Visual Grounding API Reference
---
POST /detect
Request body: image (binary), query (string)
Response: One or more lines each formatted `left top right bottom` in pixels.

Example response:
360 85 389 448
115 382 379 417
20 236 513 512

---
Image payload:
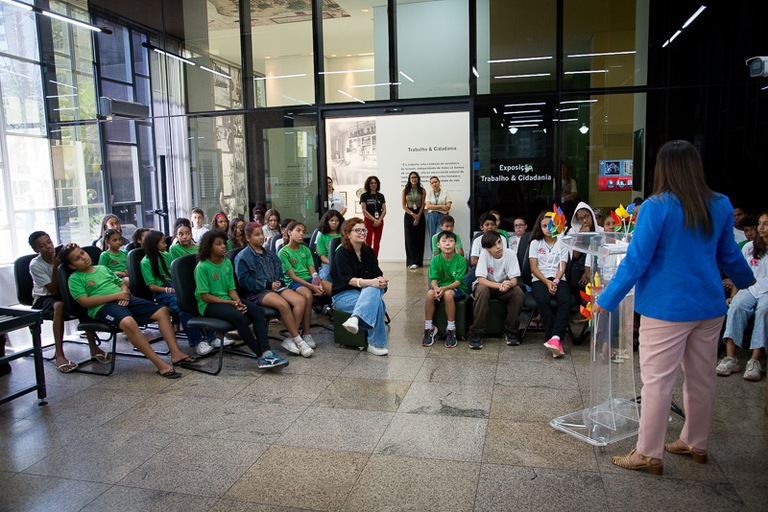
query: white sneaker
342 315 359 334
210 337 234 348
280 337 301 355
195 341 214 356
297 340 314 358
366 344 389 356
408 264 418 271
716 356 740 376
743 359 762 381
303 333 317 349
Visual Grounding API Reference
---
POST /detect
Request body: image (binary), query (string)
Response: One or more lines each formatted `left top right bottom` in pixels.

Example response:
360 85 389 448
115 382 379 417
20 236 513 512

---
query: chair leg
177 330 227 376
71 331 118 376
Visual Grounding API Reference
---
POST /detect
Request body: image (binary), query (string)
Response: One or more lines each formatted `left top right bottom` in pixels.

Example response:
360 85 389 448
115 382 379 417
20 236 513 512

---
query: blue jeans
319 262 331 281
427 212 444 241
723 289 768 350
333 287 388 348
155 292 207 347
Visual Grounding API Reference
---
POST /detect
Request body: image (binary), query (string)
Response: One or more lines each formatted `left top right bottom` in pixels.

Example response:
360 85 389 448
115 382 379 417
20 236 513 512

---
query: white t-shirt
509 234 522 254
528 238 569 281
470 236 484 260
328 190 346 213
29 254 54 299
476 247 520 283
742 241 768 299
191 226 209 243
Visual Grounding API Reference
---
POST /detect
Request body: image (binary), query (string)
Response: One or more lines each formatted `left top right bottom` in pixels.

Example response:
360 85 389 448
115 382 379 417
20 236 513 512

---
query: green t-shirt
279 244 315 285
98 249 127 273
68 265 124 318
431 232 463 253
316 232 341 259
194 258 236 315
429 251 468 294
140 252 173 288
170 243 198 260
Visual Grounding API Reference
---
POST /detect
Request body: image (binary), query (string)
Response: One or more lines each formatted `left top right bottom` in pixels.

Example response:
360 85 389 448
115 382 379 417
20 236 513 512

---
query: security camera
746 56 768 77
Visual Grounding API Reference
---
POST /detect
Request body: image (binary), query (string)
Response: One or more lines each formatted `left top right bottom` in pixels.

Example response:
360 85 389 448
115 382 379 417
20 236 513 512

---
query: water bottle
311 272 320 286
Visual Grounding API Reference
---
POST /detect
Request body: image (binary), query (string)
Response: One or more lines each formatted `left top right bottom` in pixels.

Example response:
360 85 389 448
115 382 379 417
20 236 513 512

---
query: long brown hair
652 140 714 236
753 212 768 260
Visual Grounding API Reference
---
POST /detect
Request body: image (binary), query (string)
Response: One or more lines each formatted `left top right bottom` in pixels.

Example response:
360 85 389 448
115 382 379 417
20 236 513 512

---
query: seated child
170 218 198 260
278 221 322 351
421 231 468 348
98 228 129 279
468 230 524 349
738 214 758 249
235 222 313 357
228 217 246 250
509 217 527 254
27 231 104 373
262 208 282 245
470 212 499 266
195 230 289 369
125 228 148 252
94 214 128 248
431 215 464 257
190 207 209 243
141 230 228 356
58 243 195 378
316 210 343 295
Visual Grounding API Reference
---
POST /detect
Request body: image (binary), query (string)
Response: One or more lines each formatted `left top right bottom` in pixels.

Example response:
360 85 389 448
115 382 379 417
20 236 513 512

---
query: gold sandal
612 448 663 475
664 439 707 464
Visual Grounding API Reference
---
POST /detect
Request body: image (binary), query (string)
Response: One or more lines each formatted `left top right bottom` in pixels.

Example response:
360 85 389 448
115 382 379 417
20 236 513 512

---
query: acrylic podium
550 231 639 446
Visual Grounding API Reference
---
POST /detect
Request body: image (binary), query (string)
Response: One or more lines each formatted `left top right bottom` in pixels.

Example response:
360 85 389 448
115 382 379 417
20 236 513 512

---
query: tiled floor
1 262 766 511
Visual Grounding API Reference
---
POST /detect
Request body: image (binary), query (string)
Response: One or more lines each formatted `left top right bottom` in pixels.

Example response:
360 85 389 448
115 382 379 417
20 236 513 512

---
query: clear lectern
550 232 639 446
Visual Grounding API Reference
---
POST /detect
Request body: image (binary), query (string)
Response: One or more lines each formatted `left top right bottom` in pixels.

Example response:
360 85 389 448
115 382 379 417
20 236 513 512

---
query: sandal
664 439 707 464
611 448 663 475
56 360 78 373
172 356 199 366
92 353 112 364
157 368 182 379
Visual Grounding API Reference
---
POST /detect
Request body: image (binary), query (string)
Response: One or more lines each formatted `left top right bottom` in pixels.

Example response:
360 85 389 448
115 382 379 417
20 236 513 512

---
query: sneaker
505 330 520 346
445 329 458 348
421 326 438 347
257 350 289 370
303 334 317 349
469 333 483 350
716 356 740 376
210 337 234 348
743 359 762 381
366 344 389 356
195 341 214 356
342 315 359 334
544 337 565 358
281 337 301 355
408 264 419 270
297 340 314 357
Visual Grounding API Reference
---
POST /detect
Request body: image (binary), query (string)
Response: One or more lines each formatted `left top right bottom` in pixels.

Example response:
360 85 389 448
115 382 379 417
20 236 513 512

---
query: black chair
13 254 90 360
170 254 234 375
308 228 322 269
56 263 118 376
126 248 153 301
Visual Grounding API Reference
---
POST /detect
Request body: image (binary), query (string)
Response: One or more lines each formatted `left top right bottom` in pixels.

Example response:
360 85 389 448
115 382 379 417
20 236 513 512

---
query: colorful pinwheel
580 282 592 319
611 203 637 234
545 203 568 237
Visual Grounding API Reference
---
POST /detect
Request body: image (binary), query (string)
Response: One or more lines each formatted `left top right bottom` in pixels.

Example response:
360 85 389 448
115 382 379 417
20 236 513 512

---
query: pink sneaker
544 337 565 358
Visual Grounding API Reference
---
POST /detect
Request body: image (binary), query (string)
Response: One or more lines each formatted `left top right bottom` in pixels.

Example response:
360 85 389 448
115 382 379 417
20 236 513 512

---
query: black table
0 307 47 406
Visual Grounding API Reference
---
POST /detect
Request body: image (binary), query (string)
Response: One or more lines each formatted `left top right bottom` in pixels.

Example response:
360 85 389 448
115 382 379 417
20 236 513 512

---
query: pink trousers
636 315 724 459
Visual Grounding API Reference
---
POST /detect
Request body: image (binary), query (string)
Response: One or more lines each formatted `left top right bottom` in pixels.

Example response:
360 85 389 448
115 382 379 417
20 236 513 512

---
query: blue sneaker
257 350 289 370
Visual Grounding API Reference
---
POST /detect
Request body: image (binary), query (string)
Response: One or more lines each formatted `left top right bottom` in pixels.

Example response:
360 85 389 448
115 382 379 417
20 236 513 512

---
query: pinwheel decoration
580 282 592 319
545 203 568 238
609 202 637 234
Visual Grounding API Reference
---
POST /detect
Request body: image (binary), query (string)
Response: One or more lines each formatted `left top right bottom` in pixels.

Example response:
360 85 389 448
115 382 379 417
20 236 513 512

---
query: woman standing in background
360 176 386 256
425 176 452 240
402 171 426 269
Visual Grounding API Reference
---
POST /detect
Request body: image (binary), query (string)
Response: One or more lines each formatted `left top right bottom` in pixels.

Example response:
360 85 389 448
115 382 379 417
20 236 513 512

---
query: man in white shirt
468 231 524 349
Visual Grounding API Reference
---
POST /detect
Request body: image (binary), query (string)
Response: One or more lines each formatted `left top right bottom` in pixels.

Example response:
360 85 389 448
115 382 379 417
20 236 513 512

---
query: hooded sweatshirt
568 201 604 235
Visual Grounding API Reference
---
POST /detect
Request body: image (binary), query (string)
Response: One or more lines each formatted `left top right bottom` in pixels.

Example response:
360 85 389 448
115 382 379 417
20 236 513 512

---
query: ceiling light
472 66 479 78
669 30 682 43
255 73 307 80
564 69 608 75
560 99 598 104
199 65 231 80
509 127 518 134
504 102 546 107
554 118 578 122
399 71 415 82
152 48 195 66
508 119 543 124
492 107 498 114
489 56 552 64
502 109 540 115
349 82 400 88
41 10 108 33
566 51 636 58
556 107 578 112
510 124 538 128
579 124 589 134
682 5 707 28
494 73 551 79
319 69 374 75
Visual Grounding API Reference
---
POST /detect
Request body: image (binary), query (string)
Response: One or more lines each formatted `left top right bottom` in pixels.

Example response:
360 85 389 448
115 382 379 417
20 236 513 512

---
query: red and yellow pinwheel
545 203 568 237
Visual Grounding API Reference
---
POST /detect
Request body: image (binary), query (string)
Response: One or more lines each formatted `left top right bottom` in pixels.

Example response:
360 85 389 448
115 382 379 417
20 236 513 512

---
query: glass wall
396 0 469 99
322 0 388 104
477 0 557 95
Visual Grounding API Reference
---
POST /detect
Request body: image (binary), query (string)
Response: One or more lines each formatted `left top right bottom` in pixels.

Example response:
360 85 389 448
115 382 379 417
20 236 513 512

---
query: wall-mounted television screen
598 159 633 191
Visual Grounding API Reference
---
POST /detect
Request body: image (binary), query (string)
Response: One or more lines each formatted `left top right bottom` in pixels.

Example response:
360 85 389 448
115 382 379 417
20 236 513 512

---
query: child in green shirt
421 231 468 349
170 219 199 260
195 230 291 368
98 228 128 279
59 243 194 378
278 221 324 350
315 210 343 295
430 215 464 257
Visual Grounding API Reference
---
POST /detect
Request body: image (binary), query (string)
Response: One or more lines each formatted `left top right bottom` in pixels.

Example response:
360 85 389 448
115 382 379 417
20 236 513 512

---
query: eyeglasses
352 228 368 234
513 224 526 228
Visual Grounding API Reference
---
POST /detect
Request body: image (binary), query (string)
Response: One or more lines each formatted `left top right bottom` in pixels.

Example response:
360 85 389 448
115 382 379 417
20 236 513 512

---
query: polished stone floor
1 262 766 511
